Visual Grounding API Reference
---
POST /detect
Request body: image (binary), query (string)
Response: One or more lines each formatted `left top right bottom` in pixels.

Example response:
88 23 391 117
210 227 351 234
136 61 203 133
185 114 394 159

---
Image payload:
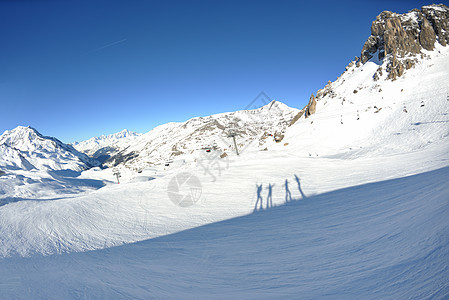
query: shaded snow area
0 45 448 298
1 167 448 299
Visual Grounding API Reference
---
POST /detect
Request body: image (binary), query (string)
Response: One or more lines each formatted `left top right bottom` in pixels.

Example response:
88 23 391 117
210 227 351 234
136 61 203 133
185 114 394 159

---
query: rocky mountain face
0 126 98 171
87 101 299 170
361 4 449 80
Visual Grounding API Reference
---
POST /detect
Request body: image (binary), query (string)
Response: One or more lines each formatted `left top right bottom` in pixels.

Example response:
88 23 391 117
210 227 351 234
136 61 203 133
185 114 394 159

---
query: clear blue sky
0 0 442 143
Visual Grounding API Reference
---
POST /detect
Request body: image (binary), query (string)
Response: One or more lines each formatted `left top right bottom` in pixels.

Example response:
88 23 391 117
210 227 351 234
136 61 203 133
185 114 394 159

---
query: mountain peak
6 125 40 134
1 125 45 145
0 126 98 171
359 3 449 80
114 129 140 138
72 129 142 157
255 100 293 113
422 3 449 11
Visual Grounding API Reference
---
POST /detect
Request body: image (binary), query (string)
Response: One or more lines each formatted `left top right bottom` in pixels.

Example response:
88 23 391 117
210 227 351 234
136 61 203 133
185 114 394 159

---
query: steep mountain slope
283 5 449 159
283 46 449 158
0 144 35 171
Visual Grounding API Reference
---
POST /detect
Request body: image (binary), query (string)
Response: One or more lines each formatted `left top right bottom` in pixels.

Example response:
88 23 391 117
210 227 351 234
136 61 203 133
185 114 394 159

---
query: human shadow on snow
254 174 307 212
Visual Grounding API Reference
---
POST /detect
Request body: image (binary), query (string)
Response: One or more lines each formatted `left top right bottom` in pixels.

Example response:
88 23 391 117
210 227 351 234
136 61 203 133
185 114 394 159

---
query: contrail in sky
91 38 127 53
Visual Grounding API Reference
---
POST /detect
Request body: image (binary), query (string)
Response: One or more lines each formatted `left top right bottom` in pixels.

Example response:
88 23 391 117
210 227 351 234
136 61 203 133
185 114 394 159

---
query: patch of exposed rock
316 80 337 100
289 94 318 126
288 108 306 126
305 94 317 118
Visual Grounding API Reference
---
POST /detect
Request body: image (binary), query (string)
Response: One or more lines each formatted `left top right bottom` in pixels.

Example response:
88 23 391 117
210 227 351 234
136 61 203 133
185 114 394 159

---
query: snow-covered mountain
0 126 98 172
76 100 299 170
72 129 141 161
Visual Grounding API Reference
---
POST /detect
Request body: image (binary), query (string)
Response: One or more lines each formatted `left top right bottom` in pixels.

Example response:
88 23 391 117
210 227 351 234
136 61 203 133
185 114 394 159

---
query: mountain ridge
80 100 300 169
0 126 98 172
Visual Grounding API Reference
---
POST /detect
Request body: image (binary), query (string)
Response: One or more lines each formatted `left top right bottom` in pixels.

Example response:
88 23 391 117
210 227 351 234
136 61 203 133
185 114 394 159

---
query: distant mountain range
72 129 142 164
71 100 299 170
1 4 448 174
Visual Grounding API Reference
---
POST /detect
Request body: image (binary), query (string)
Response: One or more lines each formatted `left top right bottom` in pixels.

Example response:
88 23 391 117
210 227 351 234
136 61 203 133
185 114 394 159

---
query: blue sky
0 0 443 143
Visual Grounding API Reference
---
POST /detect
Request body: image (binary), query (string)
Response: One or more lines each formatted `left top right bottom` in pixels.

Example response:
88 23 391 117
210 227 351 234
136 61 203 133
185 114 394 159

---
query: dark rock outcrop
106 151 139 167
422 5 449 46
316 80 336 99
288 108 306 126
420 17 437 50
305 94 317 118
360 4 448 80
289 94 317 126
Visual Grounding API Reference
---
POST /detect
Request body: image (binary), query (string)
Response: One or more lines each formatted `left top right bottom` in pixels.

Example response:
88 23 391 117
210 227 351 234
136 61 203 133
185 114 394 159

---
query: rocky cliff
361 4 449 80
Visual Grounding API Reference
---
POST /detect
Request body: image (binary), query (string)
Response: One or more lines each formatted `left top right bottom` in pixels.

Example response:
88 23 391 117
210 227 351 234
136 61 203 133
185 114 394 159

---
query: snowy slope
282 43 449 159
0 166 448 298
0 126 102 205
0 144 35 171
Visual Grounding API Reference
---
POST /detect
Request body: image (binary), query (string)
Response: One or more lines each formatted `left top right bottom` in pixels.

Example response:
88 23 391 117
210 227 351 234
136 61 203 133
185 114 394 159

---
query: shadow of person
284 179 292 203
267 183 274 209
254 184 263 212
294 175 307 200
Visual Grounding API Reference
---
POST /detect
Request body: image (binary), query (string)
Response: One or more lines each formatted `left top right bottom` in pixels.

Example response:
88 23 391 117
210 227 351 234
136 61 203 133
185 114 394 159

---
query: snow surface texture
0 167 448 299
0 42 448 298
